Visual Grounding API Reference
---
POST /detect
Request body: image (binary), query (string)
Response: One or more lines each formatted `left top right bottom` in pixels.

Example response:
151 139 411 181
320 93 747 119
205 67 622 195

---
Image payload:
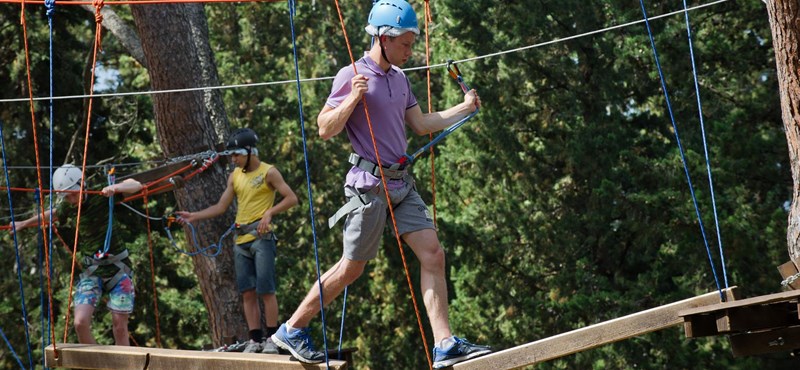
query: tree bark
766 1 800 268
130 3 245 346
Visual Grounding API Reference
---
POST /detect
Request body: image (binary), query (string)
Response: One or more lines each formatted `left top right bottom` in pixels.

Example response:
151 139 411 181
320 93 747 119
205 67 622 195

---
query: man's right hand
350 74 369 101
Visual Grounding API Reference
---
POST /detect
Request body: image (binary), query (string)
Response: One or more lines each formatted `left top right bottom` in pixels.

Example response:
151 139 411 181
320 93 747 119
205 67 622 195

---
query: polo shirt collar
360 52 395 77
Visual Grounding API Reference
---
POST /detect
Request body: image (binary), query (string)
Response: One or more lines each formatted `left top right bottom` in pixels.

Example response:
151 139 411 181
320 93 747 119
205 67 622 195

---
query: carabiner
446 59 469 94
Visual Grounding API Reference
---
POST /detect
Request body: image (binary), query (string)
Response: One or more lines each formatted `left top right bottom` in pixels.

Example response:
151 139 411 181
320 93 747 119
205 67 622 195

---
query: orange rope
0 0 286 4
332 1 432 368
0 186 104 195
424 0 437 226
19 0 58 352
141 191 163 347
64 0 105 343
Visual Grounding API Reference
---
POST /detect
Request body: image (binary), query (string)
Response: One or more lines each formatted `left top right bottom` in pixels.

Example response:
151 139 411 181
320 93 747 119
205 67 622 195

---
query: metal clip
768 336 785 347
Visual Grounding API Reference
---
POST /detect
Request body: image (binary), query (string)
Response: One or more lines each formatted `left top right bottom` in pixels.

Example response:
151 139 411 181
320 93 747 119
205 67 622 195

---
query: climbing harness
80 249 133 292
328 153 412 228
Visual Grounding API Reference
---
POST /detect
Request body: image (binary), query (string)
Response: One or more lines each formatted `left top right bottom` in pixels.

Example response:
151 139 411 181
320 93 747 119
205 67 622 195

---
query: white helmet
53 164 82 193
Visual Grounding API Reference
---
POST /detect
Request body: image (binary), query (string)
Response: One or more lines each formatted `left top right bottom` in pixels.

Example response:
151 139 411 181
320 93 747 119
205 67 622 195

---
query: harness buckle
94 251 108 260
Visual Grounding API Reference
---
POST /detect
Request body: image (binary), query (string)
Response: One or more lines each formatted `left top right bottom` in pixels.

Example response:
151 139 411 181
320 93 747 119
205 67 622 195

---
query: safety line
423 0 438 226
44 0 57 361
0 0 729 104
18 1 45 366
0 119 34 370
681 0 728 288
141 192 164 347
288 0 330 366
639 0 724 300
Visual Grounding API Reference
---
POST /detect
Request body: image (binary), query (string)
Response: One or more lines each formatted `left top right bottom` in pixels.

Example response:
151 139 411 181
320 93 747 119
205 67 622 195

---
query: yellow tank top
232 162 275 244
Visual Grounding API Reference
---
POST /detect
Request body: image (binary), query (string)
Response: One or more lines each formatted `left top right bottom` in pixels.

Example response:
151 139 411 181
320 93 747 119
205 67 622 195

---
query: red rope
0 0 287 4
19 0 58 353
64 0 105 343
332 1 432 368
141 192 163 347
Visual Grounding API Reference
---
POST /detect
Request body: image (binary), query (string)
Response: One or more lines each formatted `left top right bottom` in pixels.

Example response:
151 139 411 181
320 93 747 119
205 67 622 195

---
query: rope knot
93 0 104 23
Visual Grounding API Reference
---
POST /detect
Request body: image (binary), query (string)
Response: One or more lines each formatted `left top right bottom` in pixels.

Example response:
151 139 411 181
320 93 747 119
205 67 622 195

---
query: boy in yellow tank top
176 128 298 354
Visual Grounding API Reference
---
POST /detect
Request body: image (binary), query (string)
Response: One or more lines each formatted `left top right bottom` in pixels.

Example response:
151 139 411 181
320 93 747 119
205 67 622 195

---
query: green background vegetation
0 1 794 369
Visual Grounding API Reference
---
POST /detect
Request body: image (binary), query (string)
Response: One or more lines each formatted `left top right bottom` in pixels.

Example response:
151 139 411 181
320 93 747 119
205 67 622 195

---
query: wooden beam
451 288 735 370
729 326 800 357
45 343 348 370
678 289 800 317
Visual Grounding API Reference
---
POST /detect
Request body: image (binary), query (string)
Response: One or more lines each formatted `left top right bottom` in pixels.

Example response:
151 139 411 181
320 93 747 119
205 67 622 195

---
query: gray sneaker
261 337 279 354
243 340 263 353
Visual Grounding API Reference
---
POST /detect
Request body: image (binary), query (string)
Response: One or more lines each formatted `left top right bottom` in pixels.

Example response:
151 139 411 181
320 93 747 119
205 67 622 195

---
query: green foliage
0 0 795 369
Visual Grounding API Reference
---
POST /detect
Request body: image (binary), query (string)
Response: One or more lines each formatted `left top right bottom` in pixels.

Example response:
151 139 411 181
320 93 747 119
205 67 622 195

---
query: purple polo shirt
326 54 418 191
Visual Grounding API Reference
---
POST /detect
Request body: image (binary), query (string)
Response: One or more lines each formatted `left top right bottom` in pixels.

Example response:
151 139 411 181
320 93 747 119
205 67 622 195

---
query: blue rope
163 219 233 257
288 0 330 366
45 1 56 367
638 0 724 300
0 120 34 369
681 0 728 289
100 166 115 257
337 286 349 360
0 326 26 370
400 65 478 166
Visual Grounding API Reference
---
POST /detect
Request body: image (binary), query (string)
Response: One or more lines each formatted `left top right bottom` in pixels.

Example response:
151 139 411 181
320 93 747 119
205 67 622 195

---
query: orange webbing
332 1 432 368
64 0 105 344
19 0 58 352
141 191 163 347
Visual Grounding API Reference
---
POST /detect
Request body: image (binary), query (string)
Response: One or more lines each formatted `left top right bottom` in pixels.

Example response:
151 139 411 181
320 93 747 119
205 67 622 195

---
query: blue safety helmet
367 0 419 36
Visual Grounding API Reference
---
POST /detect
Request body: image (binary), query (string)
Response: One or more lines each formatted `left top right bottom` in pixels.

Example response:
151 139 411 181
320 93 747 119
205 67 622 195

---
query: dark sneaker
432 336 492 369
243 340 263 353
261 337 279 354
270 324 326 363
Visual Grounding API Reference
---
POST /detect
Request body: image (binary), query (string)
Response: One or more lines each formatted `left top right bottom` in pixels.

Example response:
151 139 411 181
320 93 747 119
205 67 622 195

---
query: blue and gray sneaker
432 336 492 369
270 323 326 364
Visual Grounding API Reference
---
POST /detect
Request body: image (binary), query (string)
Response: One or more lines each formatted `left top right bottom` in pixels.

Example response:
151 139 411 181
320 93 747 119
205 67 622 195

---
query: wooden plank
45 343 348 370
678 289 800 317
778 261 800 290
729 326 800 357
451 288 735 370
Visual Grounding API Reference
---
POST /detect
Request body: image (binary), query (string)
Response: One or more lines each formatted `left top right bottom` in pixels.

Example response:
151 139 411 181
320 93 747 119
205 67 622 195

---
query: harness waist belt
81 249 132 292
236 221 278 241
349 153 406 180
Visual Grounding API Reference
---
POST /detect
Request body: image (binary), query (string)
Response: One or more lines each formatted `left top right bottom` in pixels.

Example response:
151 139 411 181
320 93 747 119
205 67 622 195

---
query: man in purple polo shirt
272 0 491 368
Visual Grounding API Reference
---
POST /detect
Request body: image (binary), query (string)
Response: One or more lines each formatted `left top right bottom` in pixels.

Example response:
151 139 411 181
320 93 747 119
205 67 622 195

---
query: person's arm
9 209 56 232
318 74 369 140
258 167 298 234
101 178 143 197
174 174 235 224
405 89 481 135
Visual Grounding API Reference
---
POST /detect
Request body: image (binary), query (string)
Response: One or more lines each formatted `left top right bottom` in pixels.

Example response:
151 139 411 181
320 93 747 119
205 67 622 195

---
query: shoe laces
296 328 317 351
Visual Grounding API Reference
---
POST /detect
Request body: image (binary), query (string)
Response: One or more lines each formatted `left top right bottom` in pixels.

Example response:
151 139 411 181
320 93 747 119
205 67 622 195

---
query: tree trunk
766 1 800 267
130 3 245 346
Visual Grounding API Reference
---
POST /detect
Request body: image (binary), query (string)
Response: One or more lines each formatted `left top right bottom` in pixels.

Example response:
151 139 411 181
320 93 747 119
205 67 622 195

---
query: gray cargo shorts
341 177 435 261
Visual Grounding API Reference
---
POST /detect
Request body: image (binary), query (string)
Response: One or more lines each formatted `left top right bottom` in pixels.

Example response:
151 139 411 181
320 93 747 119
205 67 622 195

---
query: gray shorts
341 177 435 261
234 237 277 295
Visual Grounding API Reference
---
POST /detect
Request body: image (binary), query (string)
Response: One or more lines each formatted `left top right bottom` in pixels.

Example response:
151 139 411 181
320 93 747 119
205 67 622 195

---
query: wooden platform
679 289 800 357
451 288 735 369
45 343 348 370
